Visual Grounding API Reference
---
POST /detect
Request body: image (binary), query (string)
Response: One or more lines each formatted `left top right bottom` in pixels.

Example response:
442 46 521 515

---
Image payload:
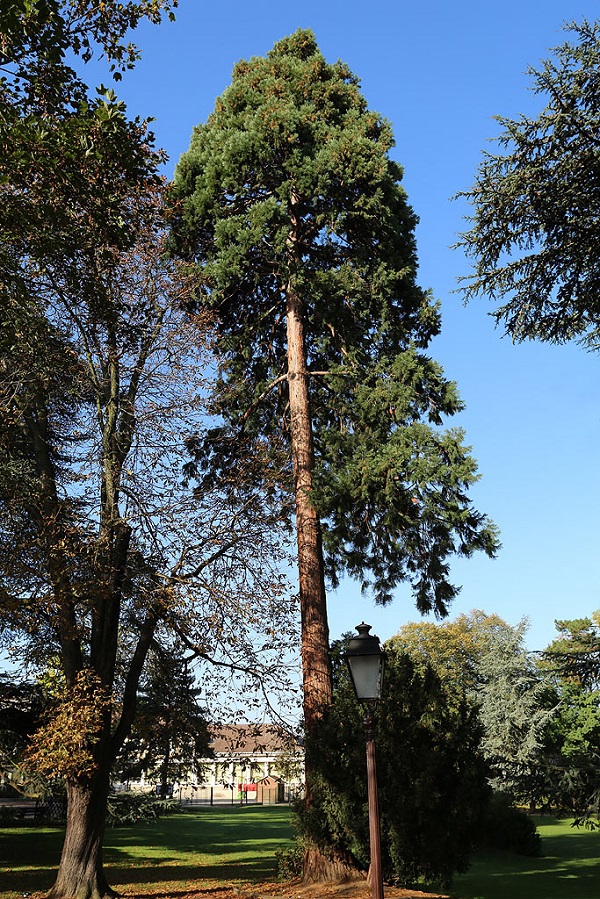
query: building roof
209 723 301 756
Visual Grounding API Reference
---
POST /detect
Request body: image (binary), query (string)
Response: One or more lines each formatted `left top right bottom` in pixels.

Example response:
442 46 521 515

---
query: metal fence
180 784 303 806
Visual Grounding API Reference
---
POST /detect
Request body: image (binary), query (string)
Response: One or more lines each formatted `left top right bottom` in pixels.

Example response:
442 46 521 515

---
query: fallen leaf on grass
115 879 448 899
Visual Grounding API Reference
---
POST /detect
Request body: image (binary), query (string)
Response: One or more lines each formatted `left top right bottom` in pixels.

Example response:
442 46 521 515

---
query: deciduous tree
1 179 297 899
2 6 300 883
389 610 512 700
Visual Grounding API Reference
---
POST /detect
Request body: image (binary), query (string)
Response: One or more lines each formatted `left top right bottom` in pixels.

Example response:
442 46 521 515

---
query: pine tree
115 649 211 797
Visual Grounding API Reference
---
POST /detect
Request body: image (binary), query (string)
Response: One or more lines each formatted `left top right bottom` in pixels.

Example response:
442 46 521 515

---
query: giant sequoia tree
170 29 498 802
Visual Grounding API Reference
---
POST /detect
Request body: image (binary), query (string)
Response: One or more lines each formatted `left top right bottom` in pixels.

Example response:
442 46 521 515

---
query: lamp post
344 622 385 899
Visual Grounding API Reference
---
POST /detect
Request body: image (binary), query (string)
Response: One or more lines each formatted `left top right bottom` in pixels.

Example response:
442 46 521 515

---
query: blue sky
105 0 600 652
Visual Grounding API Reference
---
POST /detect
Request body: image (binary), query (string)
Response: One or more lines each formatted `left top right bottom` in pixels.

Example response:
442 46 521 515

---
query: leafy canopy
542 615 600 827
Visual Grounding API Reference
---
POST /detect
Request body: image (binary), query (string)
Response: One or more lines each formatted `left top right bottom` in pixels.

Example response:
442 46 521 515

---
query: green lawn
448 817 600 899
0 805 295 899
2 808 600 899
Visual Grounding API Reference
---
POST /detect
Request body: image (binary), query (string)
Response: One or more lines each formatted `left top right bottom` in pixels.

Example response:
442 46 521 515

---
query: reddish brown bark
286 201 359 884
285 196 332 735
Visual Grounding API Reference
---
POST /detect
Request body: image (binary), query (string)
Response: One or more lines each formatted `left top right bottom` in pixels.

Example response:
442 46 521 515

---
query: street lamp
344 622 385 899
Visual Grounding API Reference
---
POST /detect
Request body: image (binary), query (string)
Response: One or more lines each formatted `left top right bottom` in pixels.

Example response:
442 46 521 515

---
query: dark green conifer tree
301 639 489 888
170 28 498 877
459 21 600 349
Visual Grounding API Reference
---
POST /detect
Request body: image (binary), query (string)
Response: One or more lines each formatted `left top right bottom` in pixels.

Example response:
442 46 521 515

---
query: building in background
114 723 304 804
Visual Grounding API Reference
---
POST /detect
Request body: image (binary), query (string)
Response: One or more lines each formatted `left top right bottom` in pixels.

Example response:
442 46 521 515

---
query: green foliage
170 28 498 616
460 20 600 351
0 1 175 315
114 649 211 794
389 609 515 699
275 840 305 880
480 792 541 856
298 640 489 887
105 791 179 826
392 612 600 828
393 614 575 821
542 613 600 686
476 621 557 806
0 0 178 77
541 615 600 826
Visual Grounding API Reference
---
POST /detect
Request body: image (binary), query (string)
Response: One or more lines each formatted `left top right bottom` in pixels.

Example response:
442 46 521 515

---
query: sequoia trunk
48 771 114 899
286 279 360 884
285 285 332 732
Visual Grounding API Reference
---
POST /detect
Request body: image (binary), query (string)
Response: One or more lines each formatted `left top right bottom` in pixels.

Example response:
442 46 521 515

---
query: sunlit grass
2 808 600 899
0 805 295 899
447 816 600 899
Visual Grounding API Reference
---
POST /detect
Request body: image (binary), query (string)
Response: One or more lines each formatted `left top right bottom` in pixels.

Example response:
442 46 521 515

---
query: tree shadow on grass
0 810 291 897
108 858 278 886
0 865 62 898
108 810 292 856
448 848 600 899
0 860 273 898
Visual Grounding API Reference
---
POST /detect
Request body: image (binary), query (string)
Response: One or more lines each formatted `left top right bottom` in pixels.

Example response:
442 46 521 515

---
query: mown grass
2 807 600 899
0 805 295 899
448 816 600 899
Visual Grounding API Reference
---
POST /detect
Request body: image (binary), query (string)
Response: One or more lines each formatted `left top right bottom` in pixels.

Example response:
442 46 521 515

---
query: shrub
299 647 490 888
106 791 179 826
275 839 304 880
480 792 541 856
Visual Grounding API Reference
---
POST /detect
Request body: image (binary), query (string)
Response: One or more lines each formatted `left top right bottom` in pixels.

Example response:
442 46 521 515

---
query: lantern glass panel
347 654 384 702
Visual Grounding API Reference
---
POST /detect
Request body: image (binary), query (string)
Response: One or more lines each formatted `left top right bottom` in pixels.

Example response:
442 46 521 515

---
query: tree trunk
285 195 332 736
159 730 171 798
302 846 366 884
286 220 358 883
48 773 115 899
285 284 332 733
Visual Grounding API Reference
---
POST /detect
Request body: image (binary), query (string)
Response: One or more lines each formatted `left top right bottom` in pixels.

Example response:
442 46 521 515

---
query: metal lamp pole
344 622 385 899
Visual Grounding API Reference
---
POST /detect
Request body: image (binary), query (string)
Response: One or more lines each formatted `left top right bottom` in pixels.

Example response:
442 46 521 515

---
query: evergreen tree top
170 31 499 614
